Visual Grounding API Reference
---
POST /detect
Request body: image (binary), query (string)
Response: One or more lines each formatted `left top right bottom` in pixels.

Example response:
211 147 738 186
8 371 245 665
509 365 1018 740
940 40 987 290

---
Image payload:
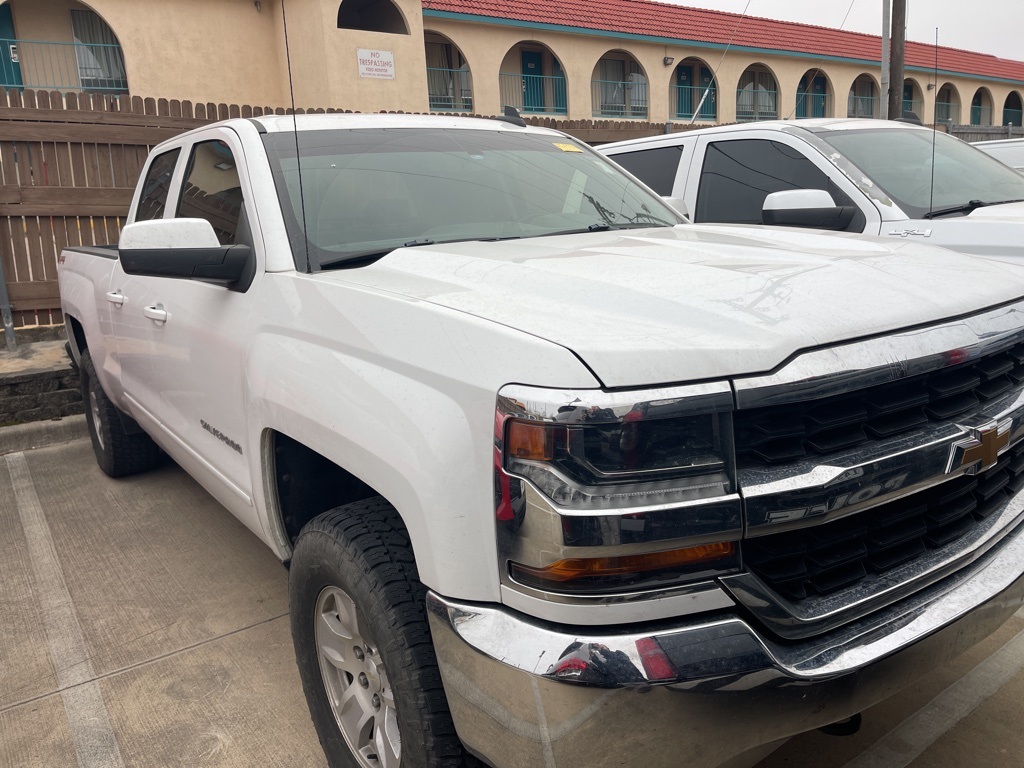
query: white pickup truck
58 114 1024 768
600 118 1024 261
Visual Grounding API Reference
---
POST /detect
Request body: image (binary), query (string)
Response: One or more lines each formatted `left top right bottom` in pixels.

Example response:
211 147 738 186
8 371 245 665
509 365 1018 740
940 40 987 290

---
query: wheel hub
314 585 401 768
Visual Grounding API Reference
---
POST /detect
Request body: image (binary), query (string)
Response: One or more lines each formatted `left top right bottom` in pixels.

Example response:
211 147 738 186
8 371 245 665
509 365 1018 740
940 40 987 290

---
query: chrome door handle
105 290 125 306
143 304 168 323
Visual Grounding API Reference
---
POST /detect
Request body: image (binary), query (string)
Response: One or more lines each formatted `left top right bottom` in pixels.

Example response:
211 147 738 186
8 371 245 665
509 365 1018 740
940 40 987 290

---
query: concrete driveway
3 430 1024 768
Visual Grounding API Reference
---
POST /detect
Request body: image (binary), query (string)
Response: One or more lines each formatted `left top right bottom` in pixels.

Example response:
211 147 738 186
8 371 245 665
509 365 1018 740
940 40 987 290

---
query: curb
0 415 88 456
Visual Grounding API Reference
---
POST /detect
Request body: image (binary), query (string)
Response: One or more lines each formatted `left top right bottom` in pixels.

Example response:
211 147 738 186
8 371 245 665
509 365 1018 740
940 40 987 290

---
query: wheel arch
262 428 391 553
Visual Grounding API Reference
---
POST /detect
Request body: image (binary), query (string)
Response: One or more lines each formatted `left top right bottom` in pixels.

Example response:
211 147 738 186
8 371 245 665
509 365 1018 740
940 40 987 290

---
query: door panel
677 65 692 118
699 66 716 120
111 128 260 516
521 50 544 112
552 58 567 113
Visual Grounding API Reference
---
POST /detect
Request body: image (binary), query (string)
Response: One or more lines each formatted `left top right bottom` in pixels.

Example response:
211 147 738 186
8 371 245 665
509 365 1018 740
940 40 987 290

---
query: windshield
262 127 682 270
815 128 1024 219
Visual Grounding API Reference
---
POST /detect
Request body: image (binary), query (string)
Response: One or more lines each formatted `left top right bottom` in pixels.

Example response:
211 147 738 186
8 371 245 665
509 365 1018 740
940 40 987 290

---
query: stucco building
2 0 1022 127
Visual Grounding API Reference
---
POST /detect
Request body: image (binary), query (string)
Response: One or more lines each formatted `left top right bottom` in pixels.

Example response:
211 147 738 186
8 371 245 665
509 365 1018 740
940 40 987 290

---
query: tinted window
176 140 244 245
608 146 684 195
135 148 180 222
695 139 856 225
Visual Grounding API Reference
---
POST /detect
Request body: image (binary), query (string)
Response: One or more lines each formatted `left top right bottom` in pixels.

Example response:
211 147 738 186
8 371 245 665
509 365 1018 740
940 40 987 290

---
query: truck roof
599 117 929 152
250 113 566 136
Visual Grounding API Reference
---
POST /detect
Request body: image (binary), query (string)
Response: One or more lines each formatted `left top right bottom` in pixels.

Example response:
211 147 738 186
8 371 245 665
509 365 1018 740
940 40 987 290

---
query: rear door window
606 145 684 195
134 148 180 222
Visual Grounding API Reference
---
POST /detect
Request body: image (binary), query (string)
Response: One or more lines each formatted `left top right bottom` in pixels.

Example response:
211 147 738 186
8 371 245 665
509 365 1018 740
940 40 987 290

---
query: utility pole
881 0 890 119
888 0 907 119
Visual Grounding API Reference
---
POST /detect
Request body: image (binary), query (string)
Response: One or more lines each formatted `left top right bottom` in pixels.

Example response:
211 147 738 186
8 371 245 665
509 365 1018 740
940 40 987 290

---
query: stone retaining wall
0 366 83 426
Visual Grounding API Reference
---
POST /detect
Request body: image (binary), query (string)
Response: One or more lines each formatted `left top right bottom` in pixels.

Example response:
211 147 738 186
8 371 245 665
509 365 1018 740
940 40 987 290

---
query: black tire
290 497 468 768
79 350 161 477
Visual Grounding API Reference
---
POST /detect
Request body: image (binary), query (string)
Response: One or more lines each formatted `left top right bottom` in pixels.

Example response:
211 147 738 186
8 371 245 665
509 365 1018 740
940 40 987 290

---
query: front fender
243 274 598 602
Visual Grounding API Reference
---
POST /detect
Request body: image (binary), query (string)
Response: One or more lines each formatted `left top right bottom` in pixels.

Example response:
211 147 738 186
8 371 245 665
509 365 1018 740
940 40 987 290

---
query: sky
660 0 1024 61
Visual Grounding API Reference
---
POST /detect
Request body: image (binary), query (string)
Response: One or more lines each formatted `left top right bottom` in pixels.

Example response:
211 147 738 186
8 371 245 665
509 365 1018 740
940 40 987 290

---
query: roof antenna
784 0 857 120
928 28 939 218
690 0 751 125
281 0 313 271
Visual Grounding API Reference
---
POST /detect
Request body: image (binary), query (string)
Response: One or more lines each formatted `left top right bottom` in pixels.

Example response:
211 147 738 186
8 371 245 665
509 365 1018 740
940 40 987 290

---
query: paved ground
3 433 1024 768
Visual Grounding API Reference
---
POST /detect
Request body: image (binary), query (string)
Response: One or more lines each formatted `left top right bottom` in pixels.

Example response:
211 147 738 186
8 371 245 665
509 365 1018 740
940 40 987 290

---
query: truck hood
900 201 1024 262
335 225 1024 388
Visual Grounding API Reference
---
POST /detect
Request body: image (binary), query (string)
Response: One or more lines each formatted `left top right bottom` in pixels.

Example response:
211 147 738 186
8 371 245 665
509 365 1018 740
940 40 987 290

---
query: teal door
0 5 23 91
677 65 692 118
521 50 544 112
552 59 567 114
810 75 826 118
698 67 716 120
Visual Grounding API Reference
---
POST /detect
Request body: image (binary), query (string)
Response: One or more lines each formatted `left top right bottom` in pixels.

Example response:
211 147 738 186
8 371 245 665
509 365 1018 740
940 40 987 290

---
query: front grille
743 440 1024 602
735 342 1024 466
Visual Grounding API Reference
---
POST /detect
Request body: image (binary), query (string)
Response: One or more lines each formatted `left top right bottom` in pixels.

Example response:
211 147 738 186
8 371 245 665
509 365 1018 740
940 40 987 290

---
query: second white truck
601 118 1024 261
59 113 1024 768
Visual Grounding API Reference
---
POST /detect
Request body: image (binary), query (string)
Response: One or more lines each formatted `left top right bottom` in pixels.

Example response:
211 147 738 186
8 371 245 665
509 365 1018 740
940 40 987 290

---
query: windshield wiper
922 199 1024 219
318 238 440 268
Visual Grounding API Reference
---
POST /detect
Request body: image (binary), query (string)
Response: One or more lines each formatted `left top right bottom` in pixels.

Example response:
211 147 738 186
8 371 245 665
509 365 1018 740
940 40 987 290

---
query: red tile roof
422 0 1024 84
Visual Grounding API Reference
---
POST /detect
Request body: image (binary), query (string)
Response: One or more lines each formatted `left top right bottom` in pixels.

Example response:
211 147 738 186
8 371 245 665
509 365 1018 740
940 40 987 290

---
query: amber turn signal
506 421 557 461
512 542 735 584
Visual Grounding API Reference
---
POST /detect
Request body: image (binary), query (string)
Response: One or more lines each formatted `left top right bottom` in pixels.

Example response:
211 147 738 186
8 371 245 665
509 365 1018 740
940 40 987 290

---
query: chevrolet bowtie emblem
946 419 1013 475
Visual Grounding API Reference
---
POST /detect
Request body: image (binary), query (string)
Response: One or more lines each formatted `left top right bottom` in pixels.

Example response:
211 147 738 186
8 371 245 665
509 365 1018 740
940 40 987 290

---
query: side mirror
762 189 856 231
118 218 253 289
661 195 690 220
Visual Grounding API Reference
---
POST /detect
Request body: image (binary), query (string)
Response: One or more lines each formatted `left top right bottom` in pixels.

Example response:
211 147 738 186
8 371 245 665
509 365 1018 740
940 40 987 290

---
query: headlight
499 385 735 510
494 384 741 597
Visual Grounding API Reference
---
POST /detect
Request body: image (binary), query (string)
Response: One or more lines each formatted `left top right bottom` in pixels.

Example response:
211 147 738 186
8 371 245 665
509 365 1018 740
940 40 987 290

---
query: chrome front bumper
427 519 1024 768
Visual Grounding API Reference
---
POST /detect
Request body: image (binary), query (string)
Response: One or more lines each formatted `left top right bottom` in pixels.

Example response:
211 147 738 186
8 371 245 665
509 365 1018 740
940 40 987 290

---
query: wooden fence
0 88 688 328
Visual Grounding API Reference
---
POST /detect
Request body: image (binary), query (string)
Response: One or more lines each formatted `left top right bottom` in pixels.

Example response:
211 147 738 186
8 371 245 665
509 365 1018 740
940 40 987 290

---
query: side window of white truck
175 140 247 245
135 148 181 222
695 139 864 229
607 145 684 195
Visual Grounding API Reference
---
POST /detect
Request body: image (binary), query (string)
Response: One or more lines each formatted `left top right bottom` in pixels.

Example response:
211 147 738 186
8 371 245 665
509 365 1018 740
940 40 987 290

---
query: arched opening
1004 92 1023 127
337 0 408 34
424 32 472 112
591 51 647 119
796 69 832 119
672 57 716 121
736 64 778 121
936 83 961 124
1 1 128 93
902 79 924 118
499 42 567 115
971 88 994 126
848 73 879 118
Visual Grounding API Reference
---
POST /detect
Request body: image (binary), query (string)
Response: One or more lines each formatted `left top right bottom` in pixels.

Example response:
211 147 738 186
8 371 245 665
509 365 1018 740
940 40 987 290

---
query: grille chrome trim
722 486 1024 639
724 300 1024 638
739 346 1024 536
734 299 1024 410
